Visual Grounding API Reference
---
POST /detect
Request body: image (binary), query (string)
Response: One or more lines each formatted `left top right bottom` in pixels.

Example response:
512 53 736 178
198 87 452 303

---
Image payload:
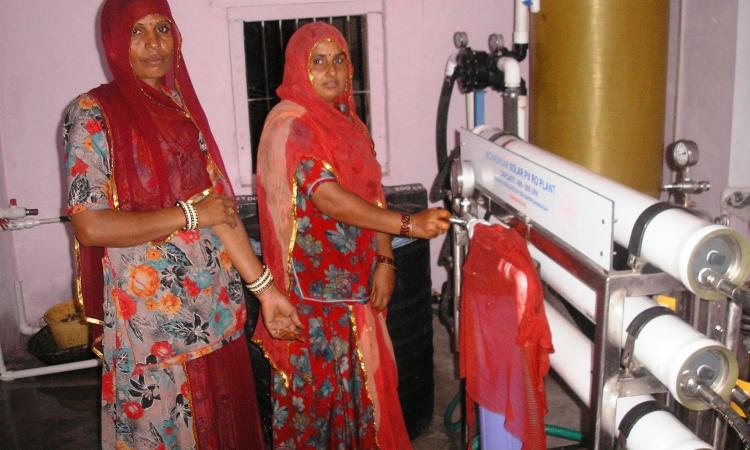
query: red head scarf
78 0 232 347
256 22 384 295
275 21 383 204
91 0 233 211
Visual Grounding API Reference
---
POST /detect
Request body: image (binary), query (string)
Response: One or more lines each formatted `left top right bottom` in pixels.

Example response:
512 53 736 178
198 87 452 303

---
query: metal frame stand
455 193 691 449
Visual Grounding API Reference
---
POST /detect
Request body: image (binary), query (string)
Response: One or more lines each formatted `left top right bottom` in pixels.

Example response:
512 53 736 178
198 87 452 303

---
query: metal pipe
465 91 474 129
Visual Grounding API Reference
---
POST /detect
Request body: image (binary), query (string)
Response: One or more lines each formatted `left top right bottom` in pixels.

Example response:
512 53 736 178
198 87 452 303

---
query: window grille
243 16 370 172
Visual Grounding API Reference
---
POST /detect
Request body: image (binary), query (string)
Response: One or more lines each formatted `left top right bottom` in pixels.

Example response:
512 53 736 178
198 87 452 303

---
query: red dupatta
255 22 411 449
76 0 233 345
460 224 553 449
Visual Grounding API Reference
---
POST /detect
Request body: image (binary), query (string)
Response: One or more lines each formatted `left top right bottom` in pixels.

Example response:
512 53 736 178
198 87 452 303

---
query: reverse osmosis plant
433 2 750 449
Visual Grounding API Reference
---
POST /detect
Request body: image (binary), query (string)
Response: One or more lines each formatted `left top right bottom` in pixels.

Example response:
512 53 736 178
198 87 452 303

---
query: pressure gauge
667 140 699 169
453 31 468 49
488 33 504 54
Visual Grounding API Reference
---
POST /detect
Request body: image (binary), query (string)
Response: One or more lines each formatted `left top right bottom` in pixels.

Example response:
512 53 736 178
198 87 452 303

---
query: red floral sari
67 0 263 448
255 22 412 450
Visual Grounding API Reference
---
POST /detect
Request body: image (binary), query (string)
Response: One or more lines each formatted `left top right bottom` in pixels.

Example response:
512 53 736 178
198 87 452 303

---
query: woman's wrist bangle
246 265 274 297
376 254 396 270
399 213 412 238
176 200 198 231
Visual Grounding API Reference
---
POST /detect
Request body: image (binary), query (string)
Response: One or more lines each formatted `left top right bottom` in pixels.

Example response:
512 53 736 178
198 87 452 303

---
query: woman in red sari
63 0 301 448
256 22 451 449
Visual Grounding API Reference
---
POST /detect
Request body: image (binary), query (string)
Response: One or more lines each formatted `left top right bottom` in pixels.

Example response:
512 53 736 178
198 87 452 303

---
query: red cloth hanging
459 223 553 450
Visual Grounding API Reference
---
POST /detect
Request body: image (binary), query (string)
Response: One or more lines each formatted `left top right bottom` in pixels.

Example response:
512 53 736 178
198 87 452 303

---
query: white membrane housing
621 296 737 410
532 242 737 410
545 303 713 449
460 129 750 300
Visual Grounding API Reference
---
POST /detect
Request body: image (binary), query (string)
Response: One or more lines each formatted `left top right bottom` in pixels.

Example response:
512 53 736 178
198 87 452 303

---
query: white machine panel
460 128 614 270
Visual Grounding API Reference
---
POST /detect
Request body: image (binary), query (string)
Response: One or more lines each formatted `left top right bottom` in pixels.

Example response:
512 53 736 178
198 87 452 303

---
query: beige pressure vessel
530 0 669 196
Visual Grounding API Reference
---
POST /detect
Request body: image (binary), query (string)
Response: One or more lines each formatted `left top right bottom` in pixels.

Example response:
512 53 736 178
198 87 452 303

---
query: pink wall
0 0 514 351
0 129 21 350
2 0 748 355
665 0 738 219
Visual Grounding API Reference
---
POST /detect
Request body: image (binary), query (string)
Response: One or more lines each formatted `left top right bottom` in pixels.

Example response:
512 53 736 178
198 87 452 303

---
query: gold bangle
376 254 396 269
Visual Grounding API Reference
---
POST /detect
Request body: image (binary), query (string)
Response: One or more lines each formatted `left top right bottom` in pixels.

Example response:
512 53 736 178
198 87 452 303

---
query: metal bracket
721 187 750 221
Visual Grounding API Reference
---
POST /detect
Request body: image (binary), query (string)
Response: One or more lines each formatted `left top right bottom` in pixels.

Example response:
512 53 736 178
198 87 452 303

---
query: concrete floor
0 316 586 449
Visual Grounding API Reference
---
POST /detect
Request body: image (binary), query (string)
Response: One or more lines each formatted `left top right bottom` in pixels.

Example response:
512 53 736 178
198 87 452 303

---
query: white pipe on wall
14 281 41 336
513 0 529 45
0 357 100 382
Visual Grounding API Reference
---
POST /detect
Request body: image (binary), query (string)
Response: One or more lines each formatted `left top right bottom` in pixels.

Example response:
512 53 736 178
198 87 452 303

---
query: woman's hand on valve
410 207 452 239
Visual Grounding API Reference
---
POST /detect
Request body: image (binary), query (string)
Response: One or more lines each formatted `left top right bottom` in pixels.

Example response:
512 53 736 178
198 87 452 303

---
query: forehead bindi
133 14 170 29
312 41 344 58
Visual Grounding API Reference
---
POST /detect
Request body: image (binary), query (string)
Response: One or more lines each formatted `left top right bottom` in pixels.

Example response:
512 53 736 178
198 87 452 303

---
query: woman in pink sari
64 0 301 447
255 22 451 449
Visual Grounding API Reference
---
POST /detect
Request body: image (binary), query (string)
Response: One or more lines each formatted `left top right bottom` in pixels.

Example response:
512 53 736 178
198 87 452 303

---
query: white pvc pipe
14 281 41 335
498 57 521 88
465 92 475 129
621 296 737 410
616 395 713 450
0 206 28 219
513 0 529 45
531 241 737 409
491 137 750 300
0 358 100 382
545 302 714 449
4 217 63 231
545 300 593 405
528 244 597 321
517 95 528 141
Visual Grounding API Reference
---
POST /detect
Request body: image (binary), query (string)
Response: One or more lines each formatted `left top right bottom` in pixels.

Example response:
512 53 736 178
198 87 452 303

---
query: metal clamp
627 202 682 271
615 400 669 450
621 306 678 372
